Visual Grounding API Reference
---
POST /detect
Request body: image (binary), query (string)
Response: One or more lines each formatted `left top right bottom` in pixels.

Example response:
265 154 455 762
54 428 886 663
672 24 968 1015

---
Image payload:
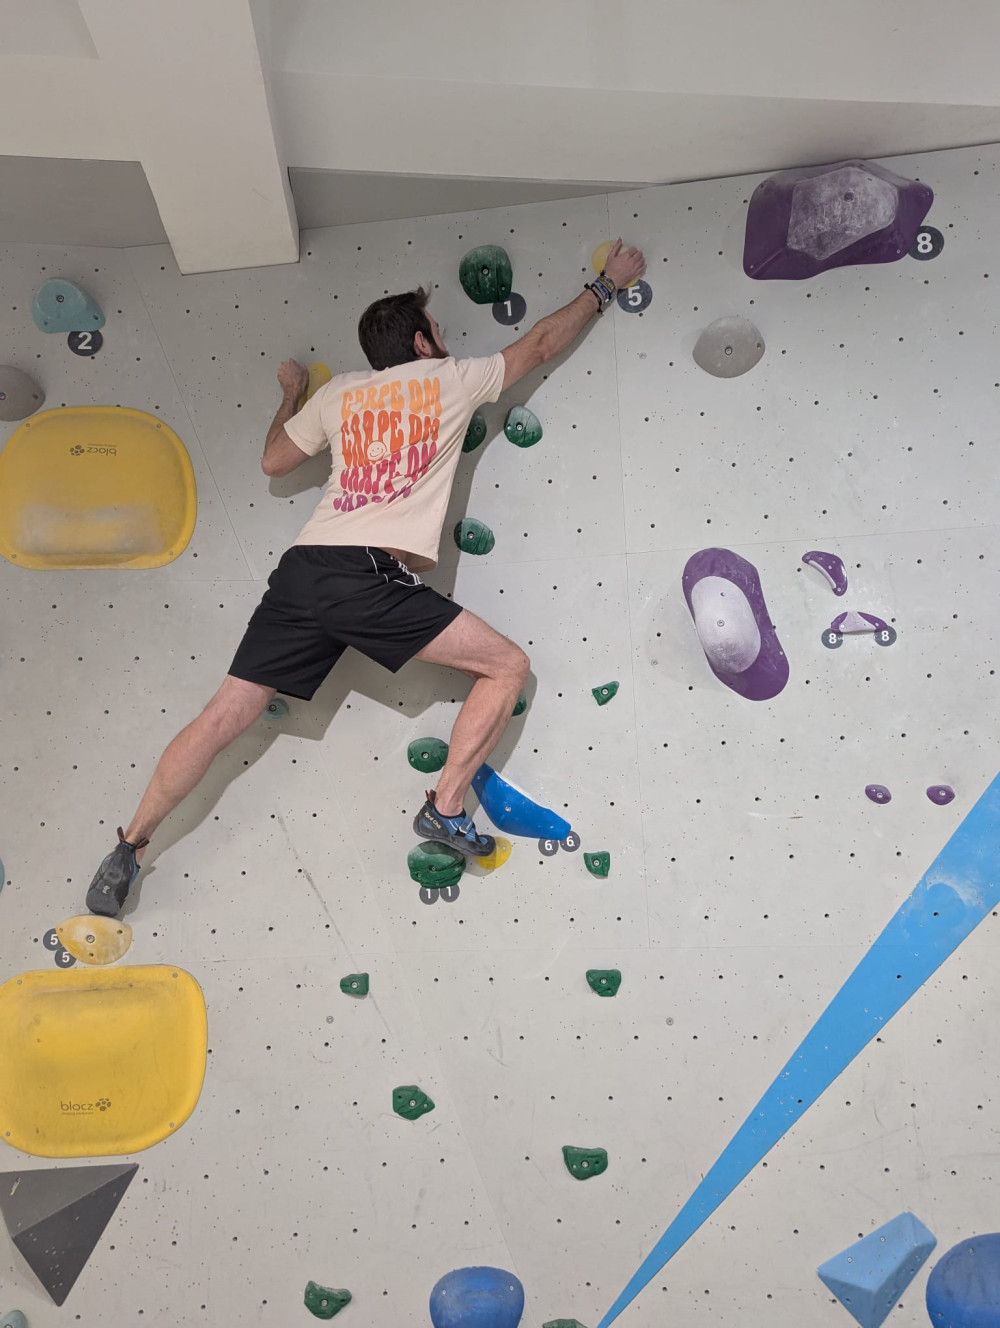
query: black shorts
229 545 463 700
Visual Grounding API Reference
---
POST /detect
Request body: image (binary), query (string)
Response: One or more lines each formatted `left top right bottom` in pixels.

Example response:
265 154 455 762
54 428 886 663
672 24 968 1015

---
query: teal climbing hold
1 1313 28 1328
263 697 289 721
562 1146 608 1180
393 1085 435 1120
339 973 369 997
407 737 449 773
463 410 488 453
407 842 466 888
304 1281 352 1319
592 682 619 706
504 405 543 448
585 852 610 878
454 518 495 555
459 246 513 304
543 1321 589 1328
511 693 528 717
32 279 105 334
586 969 621 997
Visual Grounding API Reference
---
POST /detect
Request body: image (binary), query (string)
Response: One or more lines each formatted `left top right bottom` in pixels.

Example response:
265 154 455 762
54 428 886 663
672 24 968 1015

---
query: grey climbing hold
453 518 495 556
263 697 289 721
592 682 618 706
562 1146 608 1180
504 405 543 447
692 317 765 378
463 410 488 453
407 842 465 889
511 693 528 717
393 1085 435 1120
586 969 621 997
543 1321 589 1328
339 973 369 997
0 367 44 422
459 246 513 304
304 1281 352 1319
407 737 449 773
31 278 105 334
584 851 610 878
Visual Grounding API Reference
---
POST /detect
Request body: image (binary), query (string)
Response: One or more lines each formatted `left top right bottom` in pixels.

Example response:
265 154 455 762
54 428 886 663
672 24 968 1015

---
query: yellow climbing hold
478 836 513 871
56 915 133 966
297 362 331 411
590 241 639 287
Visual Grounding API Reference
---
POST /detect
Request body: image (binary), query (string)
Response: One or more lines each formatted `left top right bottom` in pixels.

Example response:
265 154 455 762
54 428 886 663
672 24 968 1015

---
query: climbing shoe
85 826 149 917
413 790 495 858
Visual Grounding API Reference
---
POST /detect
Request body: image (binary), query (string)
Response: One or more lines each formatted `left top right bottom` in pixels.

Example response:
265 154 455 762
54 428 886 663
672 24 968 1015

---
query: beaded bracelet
585 272 618 313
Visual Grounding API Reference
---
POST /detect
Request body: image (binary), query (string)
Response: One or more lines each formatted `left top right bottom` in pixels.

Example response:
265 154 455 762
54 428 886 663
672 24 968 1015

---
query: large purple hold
743 159 933 281
682 548 788 701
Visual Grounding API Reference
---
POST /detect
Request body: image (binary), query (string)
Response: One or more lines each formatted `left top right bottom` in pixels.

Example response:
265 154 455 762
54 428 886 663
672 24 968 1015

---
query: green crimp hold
511 692 528 717
263 697 289 721
463 410 488 453
454 518 495 556
339 973 369 997
304 1281 352 1319
543 1321 590 1328
585 851 610 878
592 681 619 705
586 968 621 997
504 405 543 447
407 841 466 888
562 1145 608 1180
393 1085 435 1120
407 736 449 773
459 245 513 304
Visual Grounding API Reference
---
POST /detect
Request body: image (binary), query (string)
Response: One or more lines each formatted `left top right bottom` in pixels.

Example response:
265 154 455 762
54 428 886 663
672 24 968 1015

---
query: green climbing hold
562 1145 608 1180
407 842 466 888
543 1321 589 1328
584 851 610 878
407 737 449 773
393 1085 435 1120
463 410 488 453
454 518 495 556
264 697 289 721
591 681 619 706
586 968 621 997
304 1280 352 1319
511 692 528 717
504 405 543 447
459 245 513 304
339 973 369 997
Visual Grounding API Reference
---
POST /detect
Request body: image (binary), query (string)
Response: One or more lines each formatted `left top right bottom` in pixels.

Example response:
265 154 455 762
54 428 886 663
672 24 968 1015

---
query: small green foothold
459 245 513 304
586 968 621 997
339 973 369 997
562 1145 608 1180
407 736 449 773
584 851 610 878
454 518 495 556
543 1321 590 1328
511 692 528 717
504 405 543 447
264 697 289 721
393 1085 435 1120
1 1312 29 1328
407 842 466 888
591 681 619 705
463 410 488 453
304 1280 352 1319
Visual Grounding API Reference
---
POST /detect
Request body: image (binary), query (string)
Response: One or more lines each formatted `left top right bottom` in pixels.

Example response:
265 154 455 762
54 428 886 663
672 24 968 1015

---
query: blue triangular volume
818 1212 937 1328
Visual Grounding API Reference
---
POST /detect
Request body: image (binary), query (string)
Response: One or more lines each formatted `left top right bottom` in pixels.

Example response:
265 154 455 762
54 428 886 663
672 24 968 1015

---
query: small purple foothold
802 550 848 596
926 785 955 805
865 784 892 804
831 610 889 634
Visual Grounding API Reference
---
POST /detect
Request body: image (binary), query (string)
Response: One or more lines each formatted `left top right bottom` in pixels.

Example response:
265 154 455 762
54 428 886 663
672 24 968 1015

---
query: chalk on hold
31 279 105 334
339 973 369 997
585 852 610 878
504 405 543 448
927 785 955 805
802 549 848 596
692 317 765 378
304 1281 352 1319
817 1211 936 1328
592 682 618 706
429 1266 525 1328
454 518 495 556
393 1085 435 1120
586 969 621 997
511 693 528 717
865 785 891 804
926 1232 1000 1328
743 159 933 280
683 547 788 701
407 842 465 889
463 411 488 454
0 367 44 422
472 763 571 840
562 1146 608 1180
263 697 289 721
459 246 513 305
56 915 132 966
1 1312 28 1328
407 737 449 773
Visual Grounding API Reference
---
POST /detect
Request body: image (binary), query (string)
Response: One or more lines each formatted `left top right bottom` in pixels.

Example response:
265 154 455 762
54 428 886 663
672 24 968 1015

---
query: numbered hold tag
538 838 560 857
68 329 104 357
617 280 652 314
492 293 527 326
54 945 77 968
438 884 460 903
43 926 62 951
821 629 844 650
909 226 944 261
560 832 581 852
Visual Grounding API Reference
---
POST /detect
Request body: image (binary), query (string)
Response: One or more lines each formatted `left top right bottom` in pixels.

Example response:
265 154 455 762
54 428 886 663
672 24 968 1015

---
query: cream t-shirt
286 354 506 571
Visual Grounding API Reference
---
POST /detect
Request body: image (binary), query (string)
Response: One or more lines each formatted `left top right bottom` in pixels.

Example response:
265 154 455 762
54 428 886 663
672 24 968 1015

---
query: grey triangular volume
7 1164 137 1306
0 1164 137 1238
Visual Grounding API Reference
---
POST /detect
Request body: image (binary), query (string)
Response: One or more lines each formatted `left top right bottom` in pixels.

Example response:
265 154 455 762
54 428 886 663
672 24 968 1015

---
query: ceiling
2 0 999 270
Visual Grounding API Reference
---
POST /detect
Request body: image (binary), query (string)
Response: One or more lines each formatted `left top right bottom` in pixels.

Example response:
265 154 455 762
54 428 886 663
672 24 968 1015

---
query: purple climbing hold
743 159 933 281
802 550 848 596
866 784 892 804
682 548 788 701
927 785 956 805
832 610 888 634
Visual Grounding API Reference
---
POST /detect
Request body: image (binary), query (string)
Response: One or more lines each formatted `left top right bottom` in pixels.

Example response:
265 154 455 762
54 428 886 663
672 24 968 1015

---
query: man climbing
85 239 646 917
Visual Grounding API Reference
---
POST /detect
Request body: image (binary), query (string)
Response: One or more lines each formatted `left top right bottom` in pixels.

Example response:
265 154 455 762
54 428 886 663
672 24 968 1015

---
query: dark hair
357 287 435 370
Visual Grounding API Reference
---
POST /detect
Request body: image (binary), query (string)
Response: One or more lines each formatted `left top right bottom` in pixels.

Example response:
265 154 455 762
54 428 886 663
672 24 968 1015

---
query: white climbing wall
0 140 998 1327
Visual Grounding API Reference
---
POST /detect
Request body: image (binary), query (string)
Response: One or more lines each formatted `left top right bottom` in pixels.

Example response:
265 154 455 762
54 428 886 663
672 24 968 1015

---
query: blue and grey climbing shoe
413 790 495 858
85 826 149 917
